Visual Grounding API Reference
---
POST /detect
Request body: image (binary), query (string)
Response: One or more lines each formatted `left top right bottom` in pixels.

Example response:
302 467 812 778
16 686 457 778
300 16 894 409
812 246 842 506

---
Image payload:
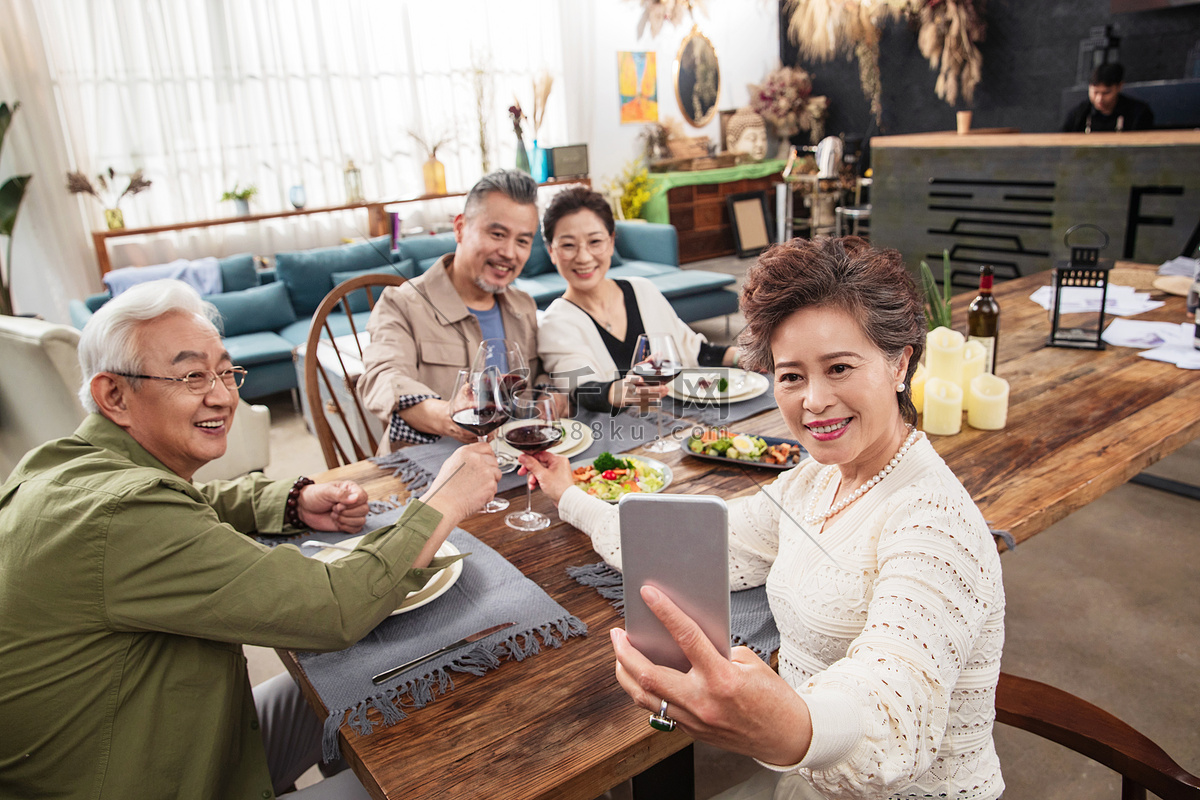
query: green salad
572 452 666 501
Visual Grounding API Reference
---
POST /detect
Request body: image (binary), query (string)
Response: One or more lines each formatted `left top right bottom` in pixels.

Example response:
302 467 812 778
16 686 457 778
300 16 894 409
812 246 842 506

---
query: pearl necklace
803 427 920 526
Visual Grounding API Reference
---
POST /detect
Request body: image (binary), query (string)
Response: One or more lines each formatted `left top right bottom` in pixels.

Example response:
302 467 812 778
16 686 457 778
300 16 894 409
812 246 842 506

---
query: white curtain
5 0 578 319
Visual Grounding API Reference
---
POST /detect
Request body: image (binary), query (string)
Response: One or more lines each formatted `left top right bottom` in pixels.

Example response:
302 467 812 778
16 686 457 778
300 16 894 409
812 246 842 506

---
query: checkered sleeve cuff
387 394 440 445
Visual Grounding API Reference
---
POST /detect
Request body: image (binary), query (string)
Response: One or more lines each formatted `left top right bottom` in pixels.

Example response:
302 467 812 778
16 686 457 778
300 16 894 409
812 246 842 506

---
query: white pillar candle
967 373 1010 430
911 362 928 414
922 377 963 435
961 340 987 392
926 327 965 387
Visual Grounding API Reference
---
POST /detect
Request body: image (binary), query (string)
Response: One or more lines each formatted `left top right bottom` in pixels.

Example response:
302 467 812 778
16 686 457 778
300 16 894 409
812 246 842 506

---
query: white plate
668 369 769 404
312 538 463 616
568 454 674 503
495 418 594 460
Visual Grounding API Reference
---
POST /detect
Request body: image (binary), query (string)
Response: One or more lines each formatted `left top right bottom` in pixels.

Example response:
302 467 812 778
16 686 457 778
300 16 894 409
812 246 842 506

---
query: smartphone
619 493 731 672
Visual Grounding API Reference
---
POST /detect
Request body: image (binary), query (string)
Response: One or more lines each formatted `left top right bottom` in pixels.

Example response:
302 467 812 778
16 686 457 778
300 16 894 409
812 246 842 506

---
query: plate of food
569 451 673 502
684 427 806 470
496 418 594 460
668 369 770 404
311 537 464 615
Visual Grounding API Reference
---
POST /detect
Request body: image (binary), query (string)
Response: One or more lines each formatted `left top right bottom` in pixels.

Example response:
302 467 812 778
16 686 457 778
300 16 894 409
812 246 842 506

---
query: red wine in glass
630 360 682 385
451 405 507 438
502 422 563 453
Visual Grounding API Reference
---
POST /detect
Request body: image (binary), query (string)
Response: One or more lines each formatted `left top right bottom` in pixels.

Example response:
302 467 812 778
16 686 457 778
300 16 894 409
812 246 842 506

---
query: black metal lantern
1047 223 1113 350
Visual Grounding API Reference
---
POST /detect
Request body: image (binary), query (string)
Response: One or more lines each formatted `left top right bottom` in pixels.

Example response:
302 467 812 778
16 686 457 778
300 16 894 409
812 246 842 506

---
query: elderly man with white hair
0 279 500 799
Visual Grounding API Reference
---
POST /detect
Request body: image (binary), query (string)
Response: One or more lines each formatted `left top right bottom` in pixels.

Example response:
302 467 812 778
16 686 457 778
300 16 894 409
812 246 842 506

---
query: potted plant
66 167 153 232
221 183 258 216
1 100 32 317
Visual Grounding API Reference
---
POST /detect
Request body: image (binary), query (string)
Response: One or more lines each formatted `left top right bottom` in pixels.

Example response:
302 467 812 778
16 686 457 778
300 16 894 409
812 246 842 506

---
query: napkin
1158 256 1199 278
1102 320 1200 369
289 504 587 761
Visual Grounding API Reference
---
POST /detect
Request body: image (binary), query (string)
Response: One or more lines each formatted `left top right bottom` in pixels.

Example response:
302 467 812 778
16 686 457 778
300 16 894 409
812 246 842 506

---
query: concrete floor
248 253 1200 798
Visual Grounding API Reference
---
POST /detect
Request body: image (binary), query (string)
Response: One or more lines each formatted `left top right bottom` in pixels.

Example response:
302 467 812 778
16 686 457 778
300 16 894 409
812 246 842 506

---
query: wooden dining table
279 260 1200 800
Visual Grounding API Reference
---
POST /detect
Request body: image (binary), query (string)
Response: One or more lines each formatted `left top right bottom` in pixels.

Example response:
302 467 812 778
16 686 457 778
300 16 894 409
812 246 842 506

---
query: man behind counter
1062 62 1155 133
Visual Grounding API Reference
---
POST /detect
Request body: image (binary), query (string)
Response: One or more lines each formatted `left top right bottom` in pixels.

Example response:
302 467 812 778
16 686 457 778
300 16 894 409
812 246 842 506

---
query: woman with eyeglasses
537 187 740 412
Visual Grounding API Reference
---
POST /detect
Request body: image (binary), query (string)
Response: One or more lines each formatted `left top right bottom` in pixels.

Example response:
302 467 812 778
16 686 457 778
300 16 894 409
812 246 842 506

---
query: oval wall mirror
674 26 720 128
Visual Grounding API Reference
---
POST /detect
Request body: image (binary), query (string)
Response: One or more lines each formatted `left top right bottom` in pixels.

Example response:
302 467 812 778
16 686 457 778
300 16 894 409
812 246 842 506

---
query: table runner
567 562 780 662
278 504 587 762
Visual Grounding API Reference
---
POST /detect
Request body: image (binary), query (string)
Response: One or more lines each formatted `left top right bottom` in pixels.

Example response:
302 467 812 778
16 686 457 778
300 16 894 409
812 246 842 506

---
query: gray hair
78 279 221 413
462 169 539 220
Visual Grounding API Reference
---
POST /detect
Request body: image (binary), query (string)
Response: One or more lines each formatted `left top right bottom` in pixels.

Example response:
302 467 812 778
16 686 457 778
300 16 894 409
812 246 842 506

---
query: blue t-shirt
469 303 508 372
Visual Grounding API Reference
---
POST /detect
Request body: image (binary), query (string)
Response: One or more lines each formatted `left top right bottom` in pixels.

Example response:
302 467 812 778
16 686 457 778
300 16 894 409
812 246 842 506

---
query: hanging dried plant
917 0 987 106
782 0 911 124
630 0 708 39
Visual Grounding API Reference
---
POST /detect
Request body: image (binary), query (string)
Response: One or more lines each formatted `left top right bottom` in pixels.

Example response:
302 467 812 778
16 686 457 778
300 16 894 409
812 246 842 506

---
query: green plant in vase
919 249 953 331
220 183 258 216
0 100 32 317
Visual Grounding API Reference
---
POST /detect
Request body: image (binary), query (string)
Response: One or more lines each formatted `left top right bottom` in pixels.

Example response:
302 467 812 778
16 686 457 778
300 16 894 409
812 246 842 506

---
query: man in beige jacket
358 170 543 449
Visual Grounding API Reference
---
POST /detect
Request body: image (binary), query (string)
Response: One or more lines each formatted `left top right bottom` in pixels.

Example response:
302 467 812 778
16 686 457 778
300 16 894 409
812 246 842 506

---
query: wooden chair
996 672 1200 799
301 273 407 469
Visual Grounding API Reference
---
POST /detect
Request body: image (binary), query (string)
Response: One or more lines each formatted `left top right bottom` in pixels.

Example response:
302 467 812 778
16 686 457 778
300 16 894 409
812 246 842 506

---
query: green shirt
0 414 447 799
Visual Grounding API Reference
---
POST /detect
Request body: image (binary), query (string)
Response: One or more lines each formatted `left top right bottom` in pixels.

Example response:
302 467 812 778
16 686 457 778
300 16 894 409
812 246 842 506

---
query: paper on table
1140 343 1200 370
1029 284 1165 317
1158 256 1199 278
1102 319 1192 349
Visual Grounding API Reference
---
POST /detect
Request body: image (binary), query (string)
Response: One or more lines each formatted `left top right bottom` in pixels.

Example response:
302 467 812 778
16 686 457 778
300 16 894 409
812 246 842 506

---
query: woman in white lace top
521 237 1005 800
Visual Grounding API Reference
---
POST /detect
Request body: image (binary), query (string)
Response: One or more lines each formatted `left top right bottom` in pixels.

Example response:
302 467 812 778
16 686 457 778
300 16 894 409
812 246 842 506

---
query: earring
896 382 906 392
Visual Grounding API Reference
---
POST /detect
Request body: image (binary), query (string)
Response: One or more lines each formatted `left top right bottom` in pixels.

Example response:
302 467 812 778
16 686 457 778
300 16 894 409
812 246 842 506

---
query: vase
234 198 250 217
104 208 125 230
515 134 531 174
531 139 550 183
423 156 447 196
289 185 307 209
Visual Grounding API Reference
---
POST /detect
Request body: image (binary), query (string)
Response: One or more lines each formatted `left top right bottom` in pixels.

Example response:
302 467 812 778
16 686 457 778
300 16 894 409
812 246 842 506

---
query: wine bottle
968 265 1000 373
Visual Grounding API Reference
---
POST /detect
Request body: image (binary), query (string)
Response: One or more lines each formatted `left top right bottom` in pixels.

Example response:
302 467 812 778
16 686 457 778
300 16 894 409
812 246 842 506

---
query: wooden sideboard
666 175 781 263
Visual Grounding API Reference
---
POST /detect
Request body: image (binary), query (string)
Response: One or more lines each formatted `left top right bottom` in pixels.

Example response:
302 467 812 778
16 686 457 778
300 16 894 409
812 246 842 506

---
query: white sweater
559 435 1005 800
537 276 708 388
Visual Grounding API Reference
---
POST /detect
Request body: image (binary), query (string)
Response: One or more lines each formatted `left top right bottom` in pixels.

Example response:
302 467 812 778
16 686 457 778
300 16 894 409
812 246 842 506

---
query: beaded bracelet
284 476 315 529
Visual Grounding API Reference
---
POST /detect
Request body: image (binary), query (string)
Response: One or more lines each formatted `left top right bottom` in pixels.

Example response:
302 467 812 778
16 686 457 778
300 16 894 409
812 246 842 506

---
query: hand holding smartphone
619 494 731 672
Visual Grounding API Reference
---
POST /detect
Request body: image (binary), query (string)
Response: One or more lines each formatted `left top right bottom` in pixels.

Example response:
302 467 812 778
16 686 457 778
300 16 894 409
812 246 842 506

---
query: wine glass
448 368 510 513
501 387 562 532
473 338 529 473
630 333 682 454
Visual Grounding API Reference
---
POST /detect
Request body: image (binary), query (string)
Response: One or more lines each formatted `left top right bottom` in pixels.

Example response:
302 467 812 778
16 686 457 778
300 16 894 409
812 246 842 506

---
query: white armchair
0 315 270 482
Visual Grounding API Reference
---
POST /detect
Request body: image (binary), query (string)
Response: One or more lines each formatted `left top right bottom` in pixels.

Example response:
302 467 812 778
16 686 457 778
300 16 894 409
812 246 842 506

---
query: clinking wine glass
473 338 529 473
449 368 510 513
630 333 682 454
502 387 562 532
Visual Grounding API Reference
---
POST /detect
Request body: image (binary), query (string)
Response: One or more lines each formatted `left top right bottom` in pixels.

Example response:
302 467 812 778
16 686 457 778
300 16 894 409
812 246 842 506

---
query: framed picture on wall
726 191 773 258
618 51 658 124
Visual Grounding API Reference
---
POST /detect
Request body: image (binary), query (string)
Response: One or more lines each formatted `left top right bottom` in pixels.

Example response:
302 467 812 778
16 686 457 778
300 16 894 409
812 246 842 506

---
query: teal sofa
68 222 739 399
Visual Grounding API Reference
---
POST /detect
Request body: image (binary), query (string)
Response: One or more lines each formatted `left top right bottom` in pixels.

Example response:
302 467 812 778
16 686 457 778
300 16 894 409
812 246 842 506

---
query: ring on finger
649 698 677 732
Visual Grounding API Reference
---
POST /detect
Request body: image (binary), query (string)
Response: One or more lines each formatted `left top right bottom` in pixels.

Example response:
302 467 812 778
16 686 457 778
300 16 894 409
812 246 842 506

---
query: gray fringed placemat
567 562 780 662
287 504 587 761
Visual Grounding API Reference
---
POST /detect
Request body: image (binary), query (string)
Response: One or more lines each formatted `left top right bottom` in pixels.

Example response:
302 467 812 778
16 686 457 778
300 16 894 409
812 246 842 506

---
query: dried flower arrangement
917 0 986 106
508 101 527 140
638 122 671 162
631 0 707 39
67 167 152 210
409 129 453 160
747 66 829 150
530 71 554 142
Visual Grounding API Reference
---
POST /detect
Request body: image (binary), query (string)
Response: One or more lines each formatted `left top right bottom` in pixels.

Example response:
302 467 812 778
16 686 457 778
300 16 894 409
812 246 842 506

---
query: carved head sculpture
726 107 767 160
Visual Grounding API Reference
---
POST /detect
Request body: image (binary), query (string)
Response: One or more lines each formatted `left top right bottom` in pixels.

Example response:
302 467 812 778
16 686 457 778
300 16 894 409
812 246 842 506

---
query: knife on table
371 622 517 685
